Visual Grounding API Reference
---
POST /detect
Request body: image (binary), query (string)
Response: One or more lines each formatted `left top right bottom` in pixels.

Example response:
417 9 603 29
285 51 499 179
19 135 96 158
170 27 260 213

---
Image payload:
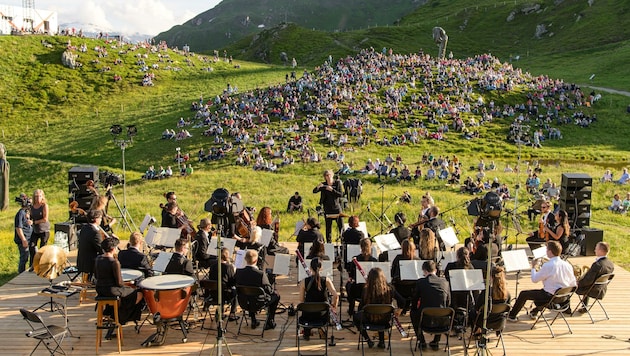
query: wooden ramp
1 242 629 356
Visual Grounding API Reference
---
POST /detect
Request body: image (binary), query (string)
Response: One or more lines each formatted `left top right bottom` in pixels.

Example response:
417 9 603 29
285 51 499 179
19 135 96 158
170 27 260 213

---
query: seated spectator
609 193 623 213
425 167 436 180
438 167 449 180
622 192 630 213
601 169 613 182
287 192 303 212
617 168 629 184
399 165 411 181
413 166 422 180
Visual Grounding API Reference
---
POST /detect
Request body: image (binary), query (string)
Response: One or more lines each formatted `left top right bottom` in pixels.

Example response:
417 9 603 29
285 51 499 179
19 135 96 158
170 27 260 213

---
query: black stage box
577 228 603 256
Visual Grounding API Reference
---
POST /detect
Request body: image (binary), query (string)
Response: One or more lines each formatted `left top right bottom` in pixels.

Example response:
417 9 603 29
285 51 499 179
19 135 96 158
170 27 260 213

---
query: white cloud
2 0 220 35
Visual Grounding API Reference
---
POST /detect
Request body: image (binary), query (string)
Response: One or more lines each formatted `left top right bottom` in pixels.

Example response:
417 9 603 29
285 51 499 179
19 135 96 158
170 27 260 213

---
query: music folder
261 228 274 247
342 221 369 239
448 269 485 291
355 261 392 283
374 233 401 252
502 249 531 272
532 245 547 259
298 259 333 281
264 253 291 275
152 252 173 273
440 251 457 271
400 260 429 280
438 227 459 249
207 237 237 256
145 226 180 248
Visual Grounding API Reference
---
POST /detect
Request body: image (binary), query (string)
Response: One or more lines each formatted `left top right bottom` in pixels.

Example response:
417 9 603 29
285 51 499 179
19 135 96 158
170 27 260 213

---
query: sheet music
342 221 369 239
144 226 180 248
152 252 173 273
387 249 401 262
261 228 274 247
449 269 485 291
144 226 159 247
139 214 153 234
355 262 391 283
438 227 459 249
271 253 290 275
234 250 247 269
298 259 333 281
207 237 237 256
532 246 547 259
400 260 429 280
293 220 305 236
374 233 401 252
303 242 335 261
502 249 531 272
440 251 457 271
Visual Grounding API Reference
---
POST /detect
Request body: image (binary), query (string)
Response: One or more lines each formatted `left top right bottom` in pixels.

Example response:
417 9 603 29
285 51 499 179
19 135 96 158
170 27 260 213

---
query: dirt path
581 84 630 97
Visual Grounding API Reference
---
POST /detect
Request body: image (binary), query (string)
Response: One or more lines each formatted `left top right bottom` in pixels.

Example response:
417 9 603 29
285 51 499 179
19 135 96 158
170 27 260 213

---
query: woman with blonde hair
29 189 50 267
418 228 437 260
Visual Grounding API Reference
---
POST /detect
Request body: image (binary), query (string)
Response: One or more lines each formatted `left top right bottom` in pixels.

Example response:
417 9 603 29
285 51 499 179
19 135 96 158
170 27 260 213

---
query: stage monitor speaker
578 228 603 256
68 166 99 183
561 173 592 228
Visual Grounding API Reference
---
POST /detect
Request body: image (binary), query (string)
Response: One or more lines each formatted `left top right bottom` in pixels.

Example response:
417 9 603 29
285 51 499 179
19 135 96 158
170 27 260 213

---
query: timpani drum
121 268 144 283
138 274 194 320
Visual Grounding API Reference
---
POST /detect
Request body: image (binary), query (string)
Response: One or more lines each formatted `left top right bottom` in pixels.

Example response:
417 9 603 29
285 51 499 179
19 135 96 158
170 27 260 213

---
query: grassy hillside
0 33 629 287
155 0 420 52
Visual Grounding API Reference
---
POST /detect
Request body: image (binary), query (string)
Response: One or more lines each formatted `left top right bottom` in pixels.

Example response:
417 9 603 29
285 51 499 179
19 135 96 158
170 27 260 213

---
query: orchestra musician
255 206 288 255
118 231 153 278
235 249 280 330
306 237 329 261
235 225 263 250
299 257 339 340
390 212 411 244
296 217 324 262
77 209 104 276
313 169 344 243
91 195 117 236
410 194 434 244
342 215 364 244
164 238 194 276
161 201 180 229
444 247 477 318
543 209 570 253
194 218 217 268
526 200 556 251
391 240 418 310
423 206 446 250
508 241 576 321
208 247 239 321
576 241 614 313
418 228 437 261
346 238 376 316
95 237 144 339
353 267 396 349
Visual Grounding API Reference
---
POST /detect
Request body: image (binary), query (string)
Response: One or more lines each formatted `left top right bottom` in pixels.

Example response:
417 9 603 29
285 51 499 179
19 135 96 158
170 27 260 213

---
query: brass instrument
572 263 590 280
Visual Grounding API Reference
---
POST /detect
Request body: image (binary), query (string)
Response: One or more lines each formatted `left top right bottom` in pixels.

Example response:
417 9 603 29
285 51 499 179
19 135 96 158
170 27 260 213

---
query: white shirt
531 256 576 294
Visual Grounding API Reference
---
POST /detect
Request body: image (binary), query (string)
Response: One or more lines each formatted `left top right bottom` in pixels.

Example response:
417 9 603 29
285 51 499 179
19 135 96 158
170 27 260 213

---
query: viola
235 208 252 238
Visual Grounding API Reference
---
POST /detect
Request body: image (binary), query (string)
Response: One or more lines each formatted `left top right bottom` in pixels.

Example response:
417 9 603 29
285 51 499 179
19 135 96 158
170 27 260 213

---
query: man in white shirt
508 240 576 321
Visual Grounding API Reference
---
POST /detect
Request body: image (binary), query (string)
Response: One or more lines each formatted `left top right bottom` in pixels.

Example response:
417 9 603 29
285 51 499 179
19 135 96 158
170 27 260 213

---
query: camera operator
14 194 33 273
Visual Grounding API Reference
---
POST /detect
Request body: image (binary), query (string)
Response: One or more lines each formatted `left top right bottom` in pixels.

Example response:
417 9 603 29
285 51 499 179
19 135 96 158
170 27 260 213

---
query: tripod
369 186 397 234
110 139 137 232
210 217 233 356
472 220 497 356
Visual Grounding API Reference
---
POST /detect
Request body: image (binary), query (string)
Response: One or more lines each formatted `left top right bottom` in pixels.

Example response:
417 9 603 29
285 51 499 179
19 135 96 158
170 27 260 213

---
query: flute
352 257 408 337
296 249 342 330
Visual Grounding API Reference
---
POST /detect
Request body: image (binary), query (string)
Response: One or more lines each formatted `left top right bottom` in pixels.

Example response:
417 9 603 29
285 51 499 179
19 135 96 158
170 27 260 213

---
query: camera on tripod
100 171 124 187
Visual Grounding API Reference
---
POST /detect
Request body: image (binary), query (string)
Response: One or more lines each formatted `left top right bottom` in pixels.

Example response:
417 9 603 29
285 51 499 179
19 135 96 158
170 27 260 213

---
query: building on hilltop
0 4 58 35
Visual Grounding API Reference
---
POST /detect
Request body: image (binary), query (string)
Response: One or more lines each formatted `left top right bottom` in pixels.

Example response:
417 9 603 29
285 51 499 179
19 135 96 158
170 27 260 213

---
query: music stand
501 249 531 297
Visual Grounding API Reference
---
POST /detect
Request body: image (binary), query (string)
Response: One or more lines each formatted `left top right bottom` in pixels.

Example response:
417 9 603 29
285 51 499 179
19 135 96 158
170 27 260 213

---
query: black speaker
578 228 603 256
560 173 592 228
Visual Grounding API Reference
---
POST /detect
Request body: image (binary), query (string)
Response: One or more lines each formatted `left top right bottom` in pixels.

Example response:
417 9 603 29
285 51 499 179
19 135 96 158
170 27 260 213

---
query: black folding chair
236 285 271 337
530 286 576 337
20 308 69 356
356 304 394 356
469 303 511 356
573 273 615 323
296 302 330 356
199 279 237 330
415 307 455 356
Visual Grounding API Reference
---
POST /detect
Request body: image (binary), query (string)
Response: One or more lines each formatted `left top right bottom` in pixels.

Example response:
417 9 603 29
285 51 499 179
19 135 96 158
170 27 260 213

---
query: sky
4 0 222 35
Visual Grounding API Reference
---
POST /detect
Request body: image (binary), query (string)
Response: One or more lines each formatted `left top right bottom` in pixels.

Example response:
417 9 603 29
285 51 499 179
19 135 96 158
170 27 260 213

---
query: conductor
313 169 344 243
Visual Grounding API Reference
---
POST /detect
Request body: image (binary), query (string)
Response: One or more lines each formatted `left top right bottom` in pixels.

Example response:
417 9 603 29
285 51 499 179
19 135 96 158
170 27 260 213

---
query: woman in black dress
94 238 144 335
299 257 338 340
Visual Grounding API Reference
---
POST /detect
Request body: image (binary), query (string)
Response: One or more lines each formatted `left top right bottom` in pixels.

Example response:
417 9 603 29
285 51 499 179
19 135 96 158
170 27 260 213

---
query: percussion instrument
139 274 195 346
121 268 143 283
139 275 194 320
33 245 68 280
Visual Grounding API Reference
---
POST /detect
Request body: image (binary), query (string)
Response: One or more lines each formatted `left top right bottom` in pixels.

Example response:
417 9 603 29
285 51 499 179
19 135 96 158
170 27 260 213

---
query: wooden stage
1 242 629 356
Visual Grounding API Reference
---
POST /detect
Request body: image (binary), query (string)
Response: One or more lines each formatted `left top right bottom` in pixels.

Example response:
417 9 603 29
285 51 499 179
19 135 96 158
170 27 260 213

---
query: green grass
0 31 629 286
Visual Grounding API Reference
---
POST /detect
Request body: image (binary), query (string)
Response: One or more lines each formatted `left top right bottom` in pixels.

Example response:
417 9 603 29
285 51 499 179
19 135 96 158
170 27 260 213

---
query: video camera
99 171 124 187
467 191 502 227
15 194 32 207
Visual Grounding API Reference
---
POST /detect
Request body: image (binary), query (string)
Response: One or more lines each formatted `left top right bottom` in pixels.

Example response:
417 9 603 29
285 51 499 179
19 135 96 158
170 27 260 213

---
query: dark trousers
17 242 29 273
29 231 49 267
353 311 385 343
410 309 442 344
252 292 280 323
509 288 552 318
526 234 546 252
324 216 342 243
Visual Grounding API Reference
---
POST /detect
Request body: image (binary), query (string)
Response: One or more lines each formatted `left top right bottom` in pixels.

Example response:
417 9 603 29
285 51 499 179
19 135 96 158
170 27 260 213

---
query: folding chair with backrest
296 302 330 356
574 273 614 323
416 307 455 356
470 303 511 356
199 279 237 330
356 304 394 356
530 286 576 337
20 308 69 356
236 285 271 337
